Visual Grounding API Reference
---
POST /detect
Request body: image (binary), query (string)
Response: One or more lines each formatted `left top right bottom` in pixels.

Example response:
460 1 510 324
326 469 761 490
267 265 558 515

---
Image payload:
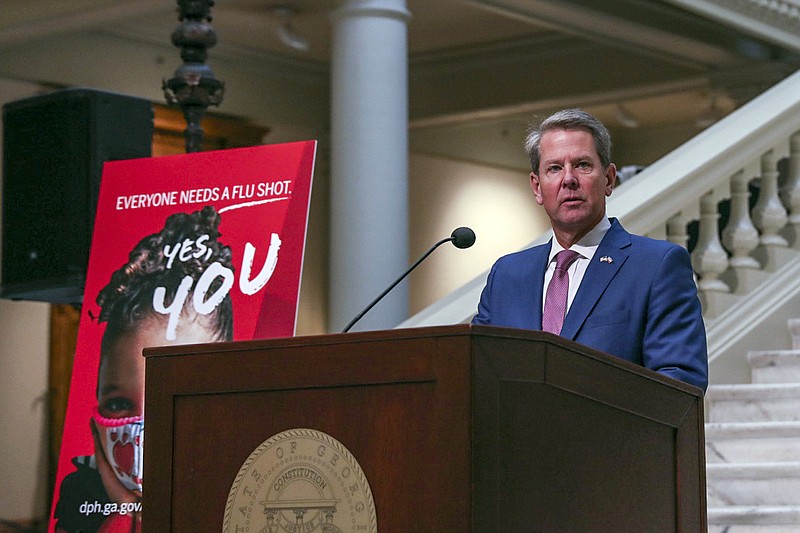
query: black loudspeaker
2 87 153 304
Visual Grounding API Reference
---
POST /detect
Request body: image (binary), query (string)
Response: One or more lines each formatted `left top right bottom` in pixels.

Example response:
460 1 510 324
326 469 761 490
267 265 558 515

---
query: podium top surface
143 323 703 399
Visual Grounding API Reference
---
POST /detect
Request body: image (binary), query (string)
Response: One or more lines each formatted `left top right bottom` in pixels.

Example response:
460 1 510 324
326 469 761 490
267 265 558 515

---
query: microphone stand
341 236 453 333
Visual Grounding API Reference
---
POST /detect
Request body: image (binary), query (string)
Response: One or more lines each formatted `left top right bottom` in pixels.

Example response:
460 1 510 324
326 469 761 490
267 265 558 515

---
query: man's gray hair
524 108 612 173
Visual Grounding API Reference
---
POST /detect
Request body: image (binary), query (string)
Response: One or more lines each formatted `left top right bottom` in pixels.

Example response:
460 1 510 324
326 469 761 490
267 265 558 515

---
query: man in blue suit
473 109 708 391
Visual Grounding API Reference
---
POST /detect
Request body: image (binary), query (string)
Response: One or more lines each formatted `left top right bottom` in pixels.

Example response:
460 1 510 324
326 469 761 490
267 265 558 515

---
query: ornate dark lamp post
163 0 225 153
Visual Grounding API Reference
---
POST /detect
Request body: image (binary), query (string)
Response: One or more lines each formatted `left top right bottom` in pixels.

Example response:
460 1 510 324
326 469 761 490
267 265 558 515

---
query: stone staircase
707 320 800 532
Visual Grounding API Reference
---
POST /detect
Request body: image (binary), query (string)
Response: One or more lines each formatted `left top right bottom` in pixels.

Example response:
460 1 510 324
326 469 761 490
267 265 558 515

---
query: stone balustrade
652 134 800 318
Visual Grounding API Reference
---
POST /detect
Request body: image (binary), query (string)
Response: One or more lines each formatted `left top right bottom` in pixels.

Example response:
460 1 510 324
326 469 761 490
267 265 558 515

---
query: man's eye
547 165 561 173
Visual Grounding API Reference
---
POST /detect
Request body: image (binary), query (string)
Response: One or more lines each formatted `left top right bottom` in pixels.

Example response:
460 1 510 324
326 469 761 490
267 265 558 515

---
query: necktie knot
554 249 581 272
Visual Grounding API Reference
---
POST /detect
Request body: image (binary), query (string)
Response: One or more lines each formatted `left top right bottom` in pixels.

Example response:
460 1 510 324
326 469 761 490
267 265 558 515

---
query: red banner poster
48 141 316 533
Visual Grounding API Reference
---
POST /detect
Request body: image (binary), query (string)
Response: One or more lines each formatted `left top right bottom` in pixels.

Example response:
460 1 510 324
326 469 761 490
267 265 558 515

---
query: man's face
530 128 616 244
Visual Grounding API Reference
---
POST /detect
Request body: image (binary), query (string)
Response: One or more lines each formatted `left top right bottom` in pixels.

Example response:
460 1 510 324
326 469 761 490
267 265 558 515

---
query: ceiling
1 0 799 160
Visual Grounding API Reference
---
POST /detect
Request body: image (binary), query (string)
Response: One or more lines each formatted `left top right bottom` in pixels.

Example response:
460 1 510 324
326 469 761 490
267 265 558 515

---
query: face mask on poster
93 408 144 492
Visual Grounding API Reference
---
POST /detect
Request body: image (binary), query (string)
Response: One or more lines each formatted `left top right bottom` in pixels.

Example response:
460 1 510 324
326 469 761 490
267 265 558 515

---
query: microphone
451 226 477 249
341 226 476 333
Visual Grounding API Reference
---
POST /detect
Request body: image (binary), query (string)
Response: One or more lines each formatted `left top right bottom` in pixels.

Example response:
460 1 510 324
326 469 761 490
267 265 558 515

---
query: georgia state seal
222 428 377 533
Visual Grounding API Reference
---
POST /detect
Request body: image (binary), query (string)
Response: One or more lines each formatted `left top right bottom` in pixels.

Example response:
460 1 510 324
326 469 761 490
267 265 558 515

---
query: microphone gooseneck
341 226 476 333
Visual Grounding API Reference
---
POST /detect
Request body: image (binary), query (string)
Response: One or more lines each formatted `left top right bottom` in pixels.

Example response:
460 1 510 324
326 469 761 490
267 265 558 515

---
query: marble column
329 0 411 332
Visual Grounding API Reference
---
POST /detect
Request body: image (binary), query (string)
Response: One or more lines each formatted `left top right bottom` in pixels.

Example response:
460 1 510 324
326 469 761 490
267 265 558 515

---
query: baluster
691 191 730 294
667 212 701 292
752 149 789 245
752 149 789 269
721 170 760 268
780 131 800 248
667 212 690 249
646 224 667 241
720 170 761 293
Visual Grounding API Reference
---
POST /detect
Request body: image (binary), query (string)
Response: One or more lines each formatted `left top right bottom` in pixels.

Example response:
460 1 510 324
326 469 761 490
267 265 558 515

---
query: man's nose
562 167 579 188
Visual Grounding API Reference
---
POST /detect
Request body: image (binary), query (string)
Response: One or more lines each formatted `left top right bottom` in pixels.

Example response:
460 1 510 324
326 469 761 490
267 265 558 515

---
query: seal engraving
223 428 377 533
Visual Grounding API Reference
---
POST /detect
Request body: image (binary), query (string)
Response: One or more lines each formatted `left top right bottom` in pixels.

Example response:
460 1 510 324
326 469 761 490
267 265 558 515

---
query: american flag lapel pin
599 255 613 264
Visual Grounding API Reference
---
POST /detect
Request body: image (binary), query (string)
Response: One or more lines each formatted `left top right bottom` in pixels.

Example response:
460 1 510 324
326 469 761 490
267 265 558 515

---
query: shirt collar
548 217 612 262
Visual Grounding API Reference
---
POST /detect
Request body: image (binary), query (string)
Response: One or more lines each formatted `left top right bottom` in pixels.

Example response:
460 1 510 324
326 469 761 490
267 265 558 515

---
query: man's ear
605 163 617 196
530 172 544 205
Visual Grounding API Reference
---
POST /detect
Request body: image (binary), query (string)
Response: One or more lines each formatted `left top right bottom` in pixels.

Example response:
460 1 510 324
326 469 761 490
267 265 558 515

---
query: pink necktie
542 250 581 335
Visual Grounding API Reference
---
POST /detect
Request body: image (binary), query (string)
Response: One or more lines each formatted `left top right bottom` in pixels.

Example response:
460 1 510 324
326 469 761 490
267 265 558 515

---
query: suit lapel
529 243 551 330
560 220 630 339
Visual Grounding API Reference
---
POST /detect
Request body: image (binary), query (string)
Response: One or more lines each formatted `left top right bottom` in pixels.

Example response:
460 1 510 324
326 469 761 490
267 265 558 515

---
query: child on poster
54 207 234 533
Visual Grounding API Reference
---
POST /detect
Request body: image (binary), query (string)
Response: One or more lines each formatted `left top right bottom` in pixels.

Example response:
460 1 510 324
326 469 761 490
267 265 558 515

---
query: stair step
707 462 800 506
708 505 800 529
706 422 800 463
707 325 800 531
707 383 800 422
748 350 800 383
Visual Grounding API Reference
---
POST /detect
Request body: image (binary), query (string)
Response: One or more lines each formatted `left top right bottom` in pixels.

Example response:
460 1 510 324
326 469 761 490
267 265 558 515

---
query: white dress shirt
543 217 612 314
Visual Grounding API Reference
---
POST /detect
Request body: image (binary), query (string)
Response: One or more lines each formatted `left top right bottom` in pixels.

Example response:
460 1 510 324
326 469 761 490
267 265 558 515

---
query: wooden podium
142 325 706 532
